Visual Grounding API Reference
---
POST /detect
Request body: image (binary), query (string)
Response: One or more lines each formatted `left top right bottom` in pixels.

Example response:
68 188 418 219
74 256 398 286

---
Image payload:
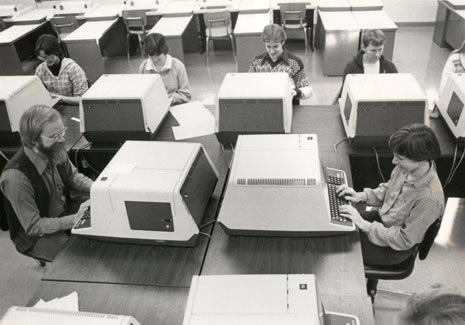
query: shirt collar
144 54 173 73
261 48 290 66
404 162 437 188
24 146 50 175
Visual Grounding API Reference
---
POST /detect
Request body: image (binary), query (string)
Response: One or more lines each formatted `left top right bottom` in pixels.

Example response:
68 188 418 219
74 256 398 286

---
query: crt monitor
339 73 429 147
79 74 171 144
0 76 55 145
72 141 219 247
215 72 293 146
438 73 465 148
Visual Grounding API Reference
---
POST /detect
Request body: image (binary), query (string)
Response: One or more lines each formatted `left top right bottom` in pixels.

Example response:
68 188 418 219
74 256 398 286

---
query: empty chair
50 15 79 41
122 9 149 60
279 2 312 51
203 9 235 61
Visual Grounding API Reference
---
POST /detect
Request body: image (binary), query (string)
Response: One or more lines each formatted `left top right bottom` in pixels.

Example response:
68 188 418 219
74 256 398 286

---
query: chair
365 217 443 305
122 10 149 60
279 2 312 51
50 16 79 41
203 9 235 61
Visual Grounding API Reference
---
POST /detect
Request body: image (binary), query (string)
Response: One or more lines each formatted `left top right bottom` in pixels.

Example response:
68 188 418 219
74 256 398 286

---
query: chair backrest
418 217 442 260
279 3 306 26
50 15 79 38
122 10 148 33
203 9 232 38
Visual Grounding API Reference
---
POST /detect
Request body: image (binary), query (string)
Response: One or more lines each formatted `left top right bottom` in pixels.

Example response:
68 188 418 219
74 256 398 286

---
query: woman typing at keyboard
336 124 444 266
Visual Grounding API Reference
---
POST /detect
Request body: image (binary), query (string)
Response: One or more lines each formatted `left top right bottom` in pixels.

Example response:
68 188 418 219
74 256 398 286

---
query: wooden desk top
4 9 53 24
148 15 193 36
233 12 271 35
28 282 189 325
319 11 360 30
352 10 398 30
317 0 352 11
158 1 197 16
82 5 122 20
237 0 271 13
348 0 383 11
0 23 42 43
64 19 117 41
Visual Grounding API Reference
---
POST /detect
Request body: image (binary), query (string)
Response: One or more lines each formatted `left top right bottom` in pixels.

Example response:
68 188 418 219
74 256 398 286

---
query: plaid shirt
35 58 88 97
248 49 310 90
359 163 444 251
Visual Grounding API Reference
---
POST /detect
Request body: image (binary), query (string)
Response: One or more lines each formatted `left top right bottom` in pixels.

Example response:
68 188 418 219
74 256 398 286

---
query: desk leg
0 44 24 75
66 40 104 83
433 1 449 48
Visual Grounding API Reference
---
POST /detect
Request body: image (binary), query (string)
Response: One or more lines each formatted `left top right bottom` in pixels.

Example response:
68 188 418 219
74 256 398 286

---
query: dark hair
388 123 441 161
399 288 465 325
143 33 169 57
19 105 63 148
361 29 385 48
35 34 64 59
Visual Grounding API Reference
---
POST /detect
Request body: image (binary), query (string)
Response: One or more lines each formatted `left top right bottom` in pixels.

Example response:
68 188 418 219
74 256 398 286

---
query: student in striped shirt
336 124 444 266
249 24 312 104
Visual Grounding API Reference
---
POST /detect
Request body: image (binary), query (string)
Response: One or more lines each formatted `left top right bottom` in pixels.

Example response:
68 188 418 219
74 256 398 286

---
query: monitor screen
344 94 352 124
447 92 464 127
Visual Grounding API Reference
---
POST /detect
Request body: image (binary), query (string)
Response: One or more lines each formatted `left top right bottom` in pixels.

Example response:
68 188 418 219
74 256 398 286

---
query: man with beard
0 105 93 262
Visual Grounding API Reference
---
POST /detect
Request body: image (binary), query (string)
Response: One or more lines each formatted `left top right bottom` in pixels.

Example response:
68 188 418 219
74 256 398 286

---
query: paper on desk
34 291 79 311
170 101 216 140
170 101 215 125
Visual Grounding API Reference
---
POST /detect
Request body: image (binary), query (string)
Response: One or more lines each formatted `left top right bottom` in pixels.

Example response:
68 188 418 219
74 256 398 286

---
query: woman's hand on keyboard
339 205 363 227
336 185 366 203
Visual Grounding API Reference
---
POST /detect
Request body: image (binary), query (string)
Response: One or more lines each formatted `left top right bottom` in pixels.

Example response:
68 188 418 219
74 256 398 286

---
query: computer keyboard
326 168 353 227
74 207 91 229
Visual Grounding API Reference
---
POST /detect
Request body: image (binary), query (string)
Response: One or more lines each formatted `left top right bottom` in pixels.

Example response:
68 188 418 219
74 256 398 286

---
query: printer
72 141 219 247
182 274 360 325
215 72 293 145
0 306 140 325
80 74 171 143
217 134 355 236
0 76 55 144
339 73 428 147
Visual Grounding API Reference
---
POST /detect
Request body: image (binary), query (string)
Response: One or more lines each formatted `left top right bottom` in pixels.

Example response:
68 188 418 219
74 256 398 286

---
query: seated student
139 33 192 105
249 24 312 104
398 287 465 325
0 105 93 262
439 40 465 94
335 29 398 101
35 34 89 105
336 124 444 266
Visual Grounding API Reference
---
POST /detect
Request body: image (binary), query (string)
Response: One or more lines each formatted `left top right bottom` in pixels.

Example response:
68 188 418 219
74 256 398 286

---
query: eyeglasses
37 54 56 61
41 127 67 142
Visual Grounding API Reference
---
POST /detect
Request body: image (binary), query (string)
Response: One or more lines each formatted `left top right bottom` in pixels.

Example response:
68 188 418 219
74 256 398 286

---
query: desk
4 9 54 26
238 0 270 13
348 0 383 11
352 10 397 61
148 15 193 63
318 0 352 11
0 22 55 76
42 109 232 287
433 0 465 49
28 282 189 325
63 19 127 82
158 0 197 16
317 11 360 76
80 4 122 22
234 12 271 72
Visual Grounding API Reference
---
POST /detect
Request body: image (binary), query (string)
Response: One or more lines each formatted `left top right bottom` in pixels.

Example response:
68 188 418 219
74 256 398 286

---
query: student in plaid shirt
249 24 312 104
35 34 88 105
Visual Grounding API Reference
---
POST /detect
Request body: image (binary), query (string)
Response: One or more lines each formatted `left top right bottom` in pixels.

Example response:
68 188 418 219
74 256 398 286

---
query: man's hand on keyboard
339 205 364 228
73 199 91 224
336 185 366 203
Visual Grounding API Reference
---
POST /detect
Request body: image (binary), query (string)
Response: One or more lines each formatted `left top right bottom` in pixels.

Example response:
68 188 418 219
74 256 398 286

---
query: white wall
375 0 437 23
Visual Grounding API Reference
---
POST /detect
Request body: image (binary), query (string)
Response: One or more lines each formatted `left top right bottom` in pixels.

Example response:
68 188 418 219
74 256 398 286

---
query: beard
38 140 67 164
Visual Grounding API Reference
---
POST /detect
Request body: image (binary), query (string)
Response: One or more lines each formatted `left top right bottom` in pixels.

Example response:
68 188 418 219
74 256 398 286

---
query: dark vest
2 147 66 253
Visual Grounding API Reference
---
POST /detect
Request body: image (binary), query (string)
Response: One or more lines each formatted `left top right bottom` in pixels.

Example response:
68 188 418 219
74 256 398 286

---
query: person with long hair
35 34 88 105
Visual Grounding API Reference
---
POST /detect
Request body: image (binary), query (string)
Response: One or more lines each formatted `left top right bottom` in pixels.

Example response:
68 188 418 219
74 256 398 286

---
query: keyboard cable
372 147 386 183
